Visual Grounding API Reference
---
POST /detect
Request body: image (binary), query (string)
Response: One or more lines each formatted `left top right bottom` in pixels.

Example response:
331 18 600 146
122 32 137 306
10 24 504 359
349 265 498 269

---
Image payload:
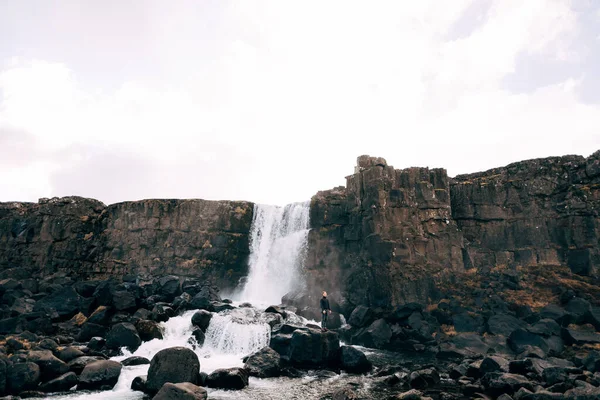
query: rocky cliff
303 151 600 312
0 197 253 291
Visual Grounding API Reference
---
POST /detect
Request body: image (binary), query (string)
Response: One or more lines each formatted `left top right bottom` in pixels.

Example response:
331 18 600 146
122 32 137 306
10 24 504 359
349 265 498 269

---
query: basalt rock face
304 152 600 311
0 197 253 289
305 155 465 309
451 151 600 276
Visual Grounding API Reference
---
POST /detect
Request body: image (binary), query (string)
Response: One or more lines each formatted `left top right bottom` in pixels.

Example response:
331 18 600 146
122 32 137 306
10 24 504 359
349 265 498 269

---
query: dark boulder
339 346 372 374
151 304 174 323
487 314 528 336
77 322 107 342
191 310 212 332
206 367 248 390
39 372 78 392
265 305 287 318
189 286 220 311
58 347 85 363
67 356 105 375
409 368 440 389
352 319 392 349
74 281 100 298
542 366 568 386
289 328 340 367
38 338 59 352
453 312 484 333
87 337 106 351
7 362 40 394
480 356 510 374
106 322 141 351
77 360 122 390
146 347 201 394
562 328 600 346
112 290 137 312
582 351 600 373
156 276 181 300
539 304 571 326
348 306 374 328
508 328 549 354
131 375 147 392
243 346 281 378
27 350 69 381
87 306 113 326
33 287 82 320
565 297 591 324
437 333 490 360
153 382 207 400
528 319 561 337
121 356 150 366
190 328 205 346
135 319 163 342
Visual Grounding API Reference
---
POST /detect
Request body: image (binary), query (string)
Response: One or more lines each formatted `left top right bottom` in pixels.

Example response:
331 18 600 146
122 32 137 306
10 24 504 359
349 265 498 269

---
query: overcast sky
1 1 599 206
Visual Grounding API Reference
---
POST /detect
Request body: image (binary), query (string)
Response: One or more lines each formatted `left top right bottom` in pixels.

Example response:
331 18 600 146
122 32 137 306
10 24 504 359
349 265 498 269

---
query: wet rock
27 350 69 381
348 305 374 328
74 281 100 298
189 287 220 311
265 305 287 318
539 305 571 326
289 328 340 367
453 312 484 333
131 375 147 392
58 347 85 363
438 333 490 360
528 319 561 337
339 345 372 374
191 310 212 332
517 345 546 359
582 351 600 372
244 346 281 378
206 367 249 390
482 372 534 396
542 366 568 386
135 319 164 342
146 347 200 394
352 318 392 349
190 328 205 346
487 314 528 336
121 356 150 366
6 362 40 394
77 360 122 390
106 322 141 351
151 304 174 323
67 356 106 375
409 368 440 389
39 371 78 392
153 382 208 400
87 306 113 326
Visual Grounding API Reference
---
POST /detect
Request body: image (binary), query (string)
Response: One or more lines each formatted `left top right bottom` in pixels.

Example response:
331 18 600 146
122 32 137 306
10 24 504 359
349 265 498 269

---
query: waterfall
239 202 310 306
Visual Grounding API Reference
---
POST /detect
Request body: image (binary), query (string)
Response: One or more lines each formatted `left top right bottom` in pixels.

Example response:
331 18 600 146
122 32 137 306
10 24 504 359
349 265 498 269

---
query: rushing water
238 202 310 306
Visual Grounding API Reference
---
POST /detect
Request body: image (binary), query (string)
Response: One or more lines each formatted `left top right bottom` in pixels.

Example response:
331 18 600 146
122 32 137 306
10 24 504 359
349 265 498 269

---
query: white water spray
239 202 310 305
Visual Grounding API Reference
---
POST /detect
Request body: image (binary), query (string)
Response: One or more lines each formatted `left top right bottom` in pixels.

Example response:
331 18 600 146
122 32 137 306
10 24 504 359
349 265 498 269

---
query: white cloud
0 1 598 205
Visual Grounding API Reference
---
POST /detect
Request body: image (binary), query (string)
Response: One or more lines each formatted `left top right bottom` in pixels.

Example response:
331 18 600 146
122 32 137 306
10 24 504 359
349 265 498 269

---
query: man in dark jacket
320 291 331 330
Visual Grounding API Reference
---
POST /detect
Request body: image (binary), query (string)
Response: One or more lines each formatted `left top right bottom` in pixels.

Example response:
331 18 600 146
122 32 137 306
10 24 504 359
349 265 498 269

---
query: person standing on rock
320 291 331 330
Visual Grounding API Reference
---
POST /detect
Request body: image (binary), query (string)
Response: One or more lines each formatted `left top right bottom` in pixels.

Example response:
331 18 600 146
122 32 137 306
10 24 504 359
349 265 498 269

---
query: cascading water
239 202 310 305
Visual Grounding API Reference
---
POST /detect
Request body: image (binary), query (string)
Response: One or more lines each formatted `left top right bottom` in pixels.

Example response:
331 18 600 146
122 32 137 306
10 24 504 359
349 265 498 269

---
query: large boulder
409 368 440 389
244 347 281 378
565 297 591 324
77 360 122 390
453 312 484 333
27 350 69 381
121 356 150 366
67 356 106 375
6 362 40 394
112 290 137 312
339 346 372 374
189 286 220 311
106 322 142 351
146 347 201 394
156 276 181 300
508 328 549 354
136 319 164 342
352 319 392 349
562 327 600 346
39 372 78 392
58 346 85 363
33 286 82 320
481 372 535 396
77 322 107 342
153 382 207 400
206 367 248 390
348 306 374 328
289 328 340 367
191 310 212 332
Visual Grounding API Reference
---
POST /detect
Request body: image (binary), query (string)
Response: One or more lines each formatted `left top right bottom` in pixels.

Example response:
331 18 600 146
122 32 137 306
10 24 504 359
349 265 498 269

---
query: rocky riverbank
0 272 598 399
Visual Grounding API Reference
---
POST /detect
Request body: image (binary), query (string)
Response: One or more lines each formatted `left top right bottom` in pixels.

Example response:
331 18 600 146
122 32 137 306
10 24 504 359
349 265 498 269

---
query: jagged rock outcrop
0 198 253 290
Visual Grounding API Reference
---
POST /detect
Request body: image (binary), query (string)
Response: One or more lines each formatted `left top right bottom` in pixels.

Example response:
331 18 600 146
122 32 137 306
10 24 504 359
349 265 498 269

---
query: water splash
239 202 310 306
